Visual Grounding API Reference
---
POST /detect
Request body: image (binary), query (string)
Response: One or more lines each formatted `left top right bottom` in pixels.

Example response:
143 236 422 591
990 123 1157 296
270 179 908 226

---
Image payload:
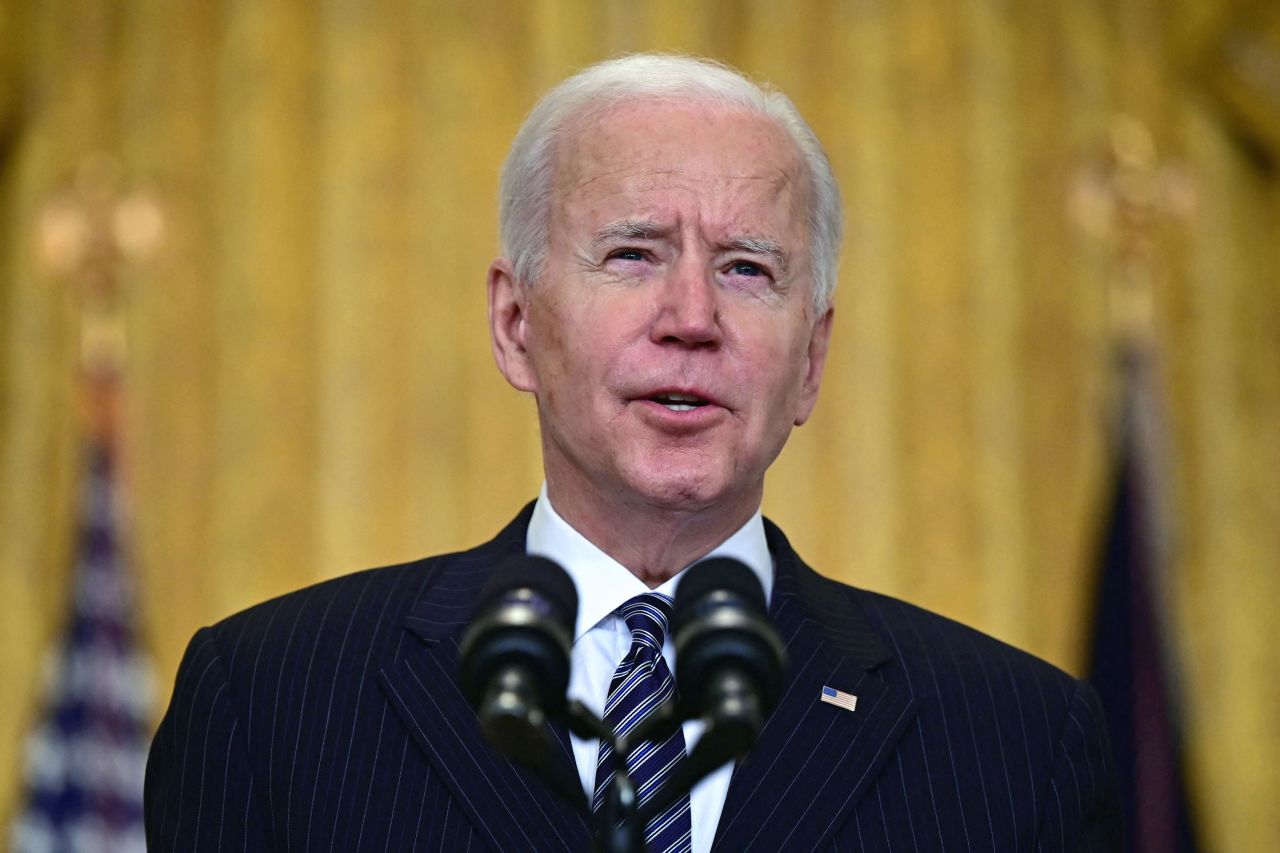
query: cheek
747 333 811 408
530 306 620 399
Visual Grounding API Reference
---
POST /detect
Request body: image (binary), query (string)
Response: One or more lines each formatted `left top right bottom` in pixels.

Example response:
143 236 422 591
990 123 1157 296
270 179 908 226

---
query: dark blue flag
1087 428 1200 853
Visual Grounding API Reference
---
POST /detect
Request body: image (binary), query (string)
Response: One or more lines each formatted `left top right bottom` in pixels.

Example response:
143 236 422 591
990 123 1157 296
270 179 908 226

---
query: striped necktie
593 593 692 853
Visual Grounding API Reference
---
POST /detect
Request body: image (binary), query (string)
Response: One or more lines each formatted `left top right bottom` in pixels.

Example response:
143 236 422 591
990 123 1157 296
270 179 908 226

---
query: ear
487 258 538 392
793 305 833 426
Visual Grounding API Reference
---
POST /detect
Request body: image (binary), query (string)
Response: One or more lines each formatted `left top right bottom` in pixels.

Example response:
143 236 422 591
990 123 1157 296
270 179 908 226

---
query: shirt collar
526 484 774 642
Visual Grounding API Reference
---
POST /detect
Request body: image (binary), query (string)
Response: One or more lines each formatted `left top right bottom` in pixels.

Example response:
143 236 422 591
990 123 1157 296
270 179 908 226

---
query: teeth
651 392 707 412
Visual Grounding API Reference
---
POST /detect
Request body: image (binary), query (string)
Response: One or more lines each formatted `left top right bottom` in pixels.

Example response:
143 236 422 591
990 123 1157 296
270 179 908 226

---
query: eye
607 247 648 263
728 260 767 278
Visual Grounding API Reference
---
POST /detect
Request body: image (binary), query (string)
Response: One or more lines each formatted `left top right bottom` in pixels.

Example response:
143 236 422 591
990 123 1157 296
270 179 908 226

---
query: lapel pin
820 685 858 713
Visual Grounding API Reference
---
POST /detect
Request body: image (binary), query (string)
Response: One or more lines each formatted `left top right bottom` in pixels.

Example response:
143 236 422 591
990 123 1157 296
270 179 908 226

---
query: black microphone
458 555 578 768
632 557 788 828
671 557 786 754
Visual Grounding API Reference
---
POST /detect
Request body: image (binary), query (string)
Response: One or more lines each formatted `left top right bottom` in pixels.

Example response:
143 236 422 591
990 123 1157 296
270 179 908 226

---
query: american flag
820 685 858 713
10 441 154 853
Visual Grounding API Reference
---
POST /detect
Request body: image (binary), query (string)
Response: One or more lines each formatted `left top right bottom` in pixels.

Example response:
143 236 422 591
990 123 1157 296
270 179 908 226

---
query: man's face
490 99 832 520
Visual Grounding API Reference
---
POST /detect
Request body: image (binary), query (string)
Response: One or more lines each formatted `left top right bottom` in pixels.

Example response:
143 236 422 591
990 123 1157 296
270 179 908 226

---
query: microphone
671 557 786 754
631 557 787 828
458 554 578 768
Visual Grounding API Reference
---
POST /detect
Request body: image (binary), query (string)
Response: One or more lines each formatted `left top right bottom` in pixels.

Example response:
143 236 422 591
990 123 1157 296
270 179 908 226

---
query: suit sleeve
1035 679 1125 853
145 627 272 851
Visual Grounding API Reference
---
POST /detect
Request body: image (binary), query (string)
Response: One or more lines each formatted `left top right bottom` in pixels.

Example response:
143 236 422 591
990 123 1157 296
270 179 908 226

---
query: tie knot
618 592 673 651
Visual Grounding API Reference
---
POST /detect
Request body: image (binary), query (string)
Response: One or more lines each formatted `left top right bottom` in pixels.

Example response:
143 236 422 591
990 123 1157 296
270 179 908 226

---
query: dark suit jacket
145 505 1122 851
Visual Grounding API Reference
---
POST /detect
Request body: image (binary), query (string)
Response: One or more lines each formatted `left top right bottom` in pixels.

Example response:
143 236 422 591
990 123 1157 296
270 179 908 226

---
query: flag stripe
820 686 859 713
12 443 154 853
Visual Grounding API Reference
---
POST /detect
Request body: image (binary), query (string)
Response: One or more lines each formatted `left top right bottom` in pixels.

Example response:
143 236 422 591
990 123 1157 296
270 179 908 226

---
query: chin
623 463 738 514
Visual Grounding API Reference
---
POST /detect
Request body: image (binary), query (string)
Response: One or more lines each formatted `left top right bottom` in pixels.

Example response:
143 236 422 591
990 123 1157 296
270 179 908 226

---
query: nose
650 255 722 347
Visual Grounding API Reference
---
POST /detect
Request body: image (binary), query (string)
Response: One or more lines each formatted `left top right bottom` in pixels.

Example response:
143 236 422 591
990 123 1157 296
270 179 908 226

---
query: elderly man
146 54 1121 852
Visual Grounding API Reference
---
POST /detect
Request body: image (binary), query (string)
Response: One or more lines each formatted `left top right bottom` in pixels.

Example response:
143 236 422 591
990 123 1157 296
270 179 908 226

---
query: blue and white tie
592 593 692 853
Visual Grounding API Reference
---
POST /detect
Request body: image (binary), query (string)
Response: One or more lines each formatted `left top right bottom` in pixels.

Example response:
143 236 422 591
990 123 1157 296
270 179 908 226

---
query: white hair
498 53 843 312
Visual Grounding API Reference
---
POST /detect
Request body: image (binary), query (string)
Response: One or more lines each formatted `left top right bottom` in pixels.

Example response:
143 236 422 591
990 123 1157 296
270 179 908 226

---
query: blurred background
1 0 1277 850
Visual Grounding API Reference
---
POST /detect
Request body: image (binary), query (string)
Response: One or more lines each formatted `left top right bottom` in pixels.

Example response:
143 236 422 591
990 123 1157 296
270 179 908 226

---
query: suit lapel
712 523 916 851
377 507 592 853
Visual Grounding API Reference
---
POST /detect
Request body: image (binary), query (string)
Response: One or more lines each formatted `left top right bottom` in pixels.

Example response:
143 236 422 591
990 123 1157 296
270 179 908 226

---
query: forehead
551 99 810 236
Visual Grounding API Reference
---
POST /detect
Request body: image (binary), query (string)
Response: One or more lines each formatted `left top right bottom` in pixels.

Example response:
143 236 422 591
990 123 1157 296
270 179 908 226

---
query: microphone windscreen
476 554 579 625
673 557 765 627
671 555 785 730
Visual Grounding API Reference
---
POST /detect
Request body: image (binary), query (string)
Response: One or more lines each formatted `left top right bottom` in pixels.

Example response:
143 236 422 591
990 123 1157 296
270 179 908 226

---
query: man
146 54 1122 851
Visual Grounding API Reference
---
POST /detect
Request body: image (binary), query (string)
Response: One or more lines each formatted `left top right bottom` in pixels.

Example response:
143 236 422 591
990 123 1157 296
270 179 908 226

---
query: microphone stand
521 698 726 853
627 669 765 832
498 698 646 853
572 676 761 853
492 677 765 852
563 701 646 853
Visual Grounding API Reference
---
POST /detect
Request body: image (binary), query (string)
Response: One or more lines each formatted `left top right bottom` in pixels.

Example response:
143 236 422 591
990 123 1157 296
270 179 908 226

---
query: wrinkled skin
488 99 833 583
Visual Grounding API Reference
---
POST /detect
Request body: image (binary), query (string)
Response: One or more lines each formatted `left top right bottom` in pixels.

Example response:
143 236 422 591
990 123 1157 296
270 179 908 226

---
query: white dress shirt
526 485 773 853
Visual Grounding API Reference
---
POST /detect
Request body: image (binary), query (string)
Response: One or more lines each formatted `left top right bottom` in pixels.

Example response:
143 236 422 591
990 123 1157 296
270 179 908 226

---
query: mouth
647 391 711 412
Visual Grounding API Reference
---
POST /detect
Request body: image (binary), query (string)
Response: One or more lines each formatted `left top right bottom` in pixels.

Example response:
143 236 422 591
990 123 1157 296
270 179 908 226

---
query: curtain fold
2 1 1276 848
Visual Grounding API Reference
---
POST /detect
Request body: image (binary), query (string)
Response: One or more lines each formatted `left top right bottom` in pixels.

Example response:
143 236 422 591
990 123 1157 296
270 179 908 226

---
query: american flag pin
820 685 858 713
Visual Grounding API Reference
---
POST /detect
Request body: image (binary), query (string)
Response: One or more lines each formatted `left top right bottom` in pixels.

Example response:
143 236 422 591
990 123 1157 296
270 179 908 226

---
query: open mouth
648 392 710 412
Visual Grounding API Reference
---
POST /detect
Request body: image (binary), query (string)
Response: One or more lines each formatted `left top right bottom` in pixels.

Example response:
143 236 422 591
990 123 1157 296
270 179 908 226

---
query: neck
544 480 760 588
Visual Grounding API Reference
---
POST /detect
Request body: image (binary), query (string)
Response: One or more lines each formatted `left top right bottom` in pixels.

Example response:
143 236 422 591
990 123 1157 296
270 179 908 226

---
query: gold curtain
2 0 1278 848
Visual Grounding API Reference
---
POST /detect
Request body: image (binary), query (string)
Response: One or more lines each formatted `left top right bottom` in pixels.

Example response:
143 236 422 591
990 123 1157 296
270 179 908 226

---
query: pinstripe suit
145 505 1122 851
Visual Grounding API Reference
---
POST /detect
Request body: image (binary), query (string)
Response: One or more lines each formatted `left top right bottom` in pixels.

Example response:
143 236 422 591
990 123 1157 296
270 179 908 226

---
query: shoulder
817 577 1122 841
203 558 436 666
197 505 535 679
776 537 1088 744
851 585 1077 697
761 509 1075 700
767 520 1079 710
145 546 496 849
165 559 436 726
817 576 1089 743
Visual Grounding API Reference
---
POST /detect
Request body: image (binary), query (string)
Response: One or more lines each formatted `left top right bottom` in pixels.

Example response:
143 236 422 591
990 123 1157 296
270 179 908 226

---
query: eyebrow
724 236 789 274
591 219 667 245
